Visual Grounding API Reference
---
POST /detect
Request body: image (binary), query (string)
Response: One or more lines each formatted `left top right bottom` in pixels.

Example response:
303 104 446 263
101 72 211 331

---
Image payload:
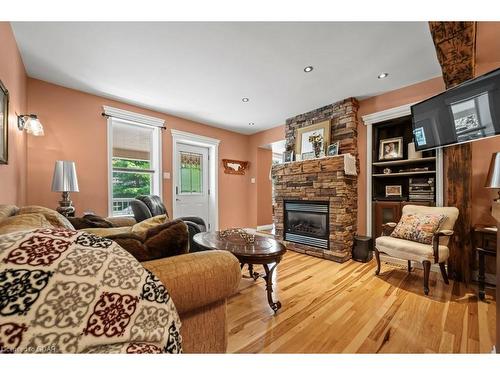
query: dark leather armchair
130 195 207 252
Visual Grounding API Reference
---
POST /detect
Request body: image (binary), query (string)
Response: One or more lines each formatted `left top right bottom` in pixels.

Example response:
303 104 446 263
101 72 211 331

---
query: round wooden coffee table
193 230 286 313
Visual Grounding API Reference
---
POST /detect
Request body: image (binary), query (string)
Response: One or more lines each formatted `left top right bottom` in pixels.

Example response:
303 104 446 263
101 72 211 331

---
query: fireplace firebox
284 201 329 249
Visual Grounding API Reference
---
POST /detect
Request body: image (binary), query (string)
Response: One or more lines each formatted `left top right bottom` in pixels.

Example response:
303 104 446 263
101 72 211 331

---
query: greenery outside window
108 119 161 216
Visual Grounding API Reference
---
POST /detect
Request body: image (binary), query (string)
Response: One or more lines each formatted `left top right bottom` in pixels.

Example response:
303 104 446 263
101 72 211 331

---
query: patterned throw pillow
390 213 446 245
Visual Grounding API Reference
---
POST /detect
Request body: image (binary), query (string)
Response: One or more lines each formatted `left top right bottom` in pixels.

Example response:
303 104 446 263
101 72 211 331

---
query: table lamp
51 160 79 217
485 152 500 202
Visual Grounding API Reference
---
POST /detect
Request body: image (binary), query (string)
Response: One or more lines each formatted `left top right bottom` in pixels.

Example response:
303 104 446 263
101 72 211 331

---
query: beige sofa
0 205 241 353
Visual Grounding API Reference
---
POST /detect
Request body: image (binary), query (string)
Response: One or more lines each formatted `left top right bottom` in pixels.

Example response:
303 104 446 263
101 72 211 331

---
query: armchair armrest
382 222 398 236
142 250 241 315
432 230 454 262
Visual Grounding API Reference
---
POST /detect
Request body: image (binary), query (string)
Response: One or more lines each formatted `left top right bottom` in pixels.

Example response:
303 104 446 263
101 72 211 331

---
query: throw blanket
0 228 182 353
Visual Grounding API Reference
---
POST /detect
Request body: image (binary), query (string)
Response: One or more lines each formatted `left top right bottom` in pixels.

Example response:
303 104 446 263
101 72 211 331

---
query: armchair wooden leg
422 260 431 295
407 260 412 273
439 262 449 284
374 248 381 275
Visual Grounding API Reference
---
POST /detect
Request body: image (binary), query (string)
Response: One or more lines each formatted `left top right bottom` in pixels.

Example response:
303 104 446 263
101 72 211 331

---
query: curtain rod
101 112 167 130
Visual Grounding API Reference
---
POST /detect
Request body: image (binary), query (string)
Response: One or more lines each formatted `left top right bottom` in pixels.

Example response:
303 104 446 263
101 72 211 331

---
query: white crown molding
361 102 418 125
170 129 221 145
102 105 165 128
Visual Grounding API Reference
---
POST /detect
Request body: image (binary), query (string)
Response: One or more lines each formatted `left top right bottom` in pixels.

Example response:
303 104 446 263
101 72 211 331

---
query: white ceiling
12 22 442 135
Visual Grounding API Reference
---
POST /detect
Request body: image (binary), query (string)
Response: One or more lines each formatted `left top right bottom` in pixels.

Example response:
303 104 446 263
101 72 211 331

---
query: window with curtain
109 119 161 216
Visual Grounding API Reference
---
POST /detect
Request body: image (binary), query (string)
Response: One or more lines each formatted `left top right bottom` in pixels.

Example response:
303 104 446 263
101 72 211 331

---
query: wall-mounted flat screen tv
411 68 500 151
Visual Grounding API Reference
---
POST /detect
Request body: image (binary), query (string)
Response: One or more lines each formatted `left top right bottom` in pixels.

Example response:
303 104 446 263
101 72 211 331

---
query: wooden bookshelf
371 115 438 236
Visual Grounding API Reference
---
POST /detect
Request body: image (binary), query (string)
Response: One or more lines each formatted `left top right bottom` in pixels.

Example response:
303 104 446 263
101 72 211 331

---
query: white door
174 143 210 228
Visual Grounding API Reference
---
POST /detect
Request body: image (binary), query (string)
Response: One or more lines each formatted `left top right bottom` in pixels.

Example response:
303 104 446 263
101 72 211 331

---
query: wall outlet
163 172 171 179
251 177 256 184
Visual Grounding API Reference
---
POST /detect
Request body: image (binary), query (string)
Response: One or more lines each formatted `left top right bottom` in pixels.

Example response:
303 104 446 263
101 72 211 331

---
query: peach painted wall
0 23 27 206
256 147 273 226
247 125 285 227
26 78 251 229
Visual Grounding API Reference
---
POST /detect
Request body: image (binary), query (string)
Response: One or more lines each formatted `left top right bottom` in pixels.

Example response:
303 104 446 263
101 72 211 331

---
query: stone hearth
271 97 359 262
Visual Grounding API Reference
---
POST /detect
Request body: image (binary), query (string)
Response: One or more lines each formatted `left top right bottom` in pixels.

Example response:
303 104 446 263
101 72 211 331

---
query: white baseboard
256 224 273 231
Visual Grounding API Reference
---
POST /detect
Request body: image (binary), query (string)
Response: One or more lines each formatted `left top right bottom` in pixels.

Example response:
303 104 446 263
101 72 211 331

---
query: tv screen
411 68 500 151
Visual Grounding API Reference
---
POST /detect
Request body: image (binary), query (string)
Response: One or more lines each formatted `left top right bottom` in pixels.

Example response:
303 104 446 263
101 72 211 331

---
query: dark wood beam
428 22 476 282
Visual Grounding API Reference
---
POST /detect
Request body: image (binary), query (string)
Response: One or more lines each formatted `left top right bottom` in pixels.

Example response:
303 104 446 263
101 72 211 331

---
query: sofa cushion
131 214 168 233
0 213 54 235
390 213 445 244
18 206 75 230
0 228 182 353
376 235 450 263
68 214 114 230
0 205 19 221
83 226 132 237
106 219 189 262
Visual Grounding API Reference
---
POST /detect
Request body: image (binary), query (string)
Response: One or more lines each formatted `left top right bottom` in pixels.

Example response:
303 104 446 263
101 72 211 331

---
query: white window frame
105 106 164 217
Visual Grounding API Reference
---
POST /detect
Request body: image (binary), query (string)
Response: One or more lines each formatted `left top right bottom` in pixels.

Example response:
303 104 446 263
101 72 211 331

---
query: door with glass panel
175 143 209 227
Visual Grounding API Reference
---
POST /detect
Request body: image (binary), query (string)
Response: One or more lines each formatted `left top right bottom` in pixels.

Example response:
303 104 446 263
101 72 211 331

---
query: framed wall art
222 159 249 175
295 120 330 157
0 80 8 164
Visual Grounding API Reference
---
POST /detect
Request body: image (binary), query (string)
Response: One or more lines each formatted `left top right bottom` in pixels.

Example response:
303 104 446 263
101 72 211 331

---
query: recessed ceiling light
249 122 255 126
304 66 314 73
242 97 249 102
378 72 389 79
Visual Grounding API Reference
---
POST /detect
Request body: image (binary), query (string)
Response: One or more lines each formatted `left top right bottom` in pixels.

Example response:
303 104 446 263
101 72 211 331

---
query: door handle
176 199 180 201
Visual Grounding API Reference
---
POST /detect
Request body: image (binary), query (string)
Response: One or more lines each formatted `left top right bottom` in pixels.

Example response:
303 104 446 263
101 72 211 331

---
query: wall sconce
18 114 44 136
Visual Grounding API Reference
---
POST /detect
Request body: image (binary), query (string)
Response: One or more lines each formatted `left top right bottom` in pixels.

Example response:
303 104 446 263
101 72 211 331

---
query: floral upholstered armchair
374 205 459 295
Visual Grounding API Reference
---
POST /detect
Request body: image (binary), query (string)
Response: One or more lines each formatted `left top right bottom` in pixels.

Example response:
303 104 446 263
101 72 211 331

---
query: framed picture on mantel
295 120 331 157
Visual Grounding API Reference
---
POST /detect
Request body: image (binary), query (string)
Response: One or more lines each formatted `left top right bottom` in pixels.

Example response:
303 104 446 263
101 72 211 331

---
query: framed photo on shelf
385 185 402 197
295 120 331 157
283 150 294 163
301 151 315 161
0 80 8 164
327 141 340 156
379 137 403 161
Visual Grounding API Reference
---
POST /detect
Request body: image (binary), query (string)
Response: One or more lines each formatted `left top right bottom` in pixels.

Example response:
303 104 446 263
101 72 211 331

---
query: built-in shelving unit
371 115 438 236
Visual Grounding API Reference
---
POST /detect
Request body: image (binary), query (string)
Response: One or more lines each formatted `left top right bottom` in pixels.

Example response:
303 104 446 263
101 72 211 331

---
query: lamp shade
51 160 79 192
485 152 500 188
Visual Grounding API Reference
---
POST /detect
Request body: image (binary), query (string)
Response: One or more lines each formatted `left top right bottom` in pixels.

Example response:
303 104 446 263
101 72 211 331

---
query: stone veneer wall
285 98 359 156
272 97 359 262
272 156 357 262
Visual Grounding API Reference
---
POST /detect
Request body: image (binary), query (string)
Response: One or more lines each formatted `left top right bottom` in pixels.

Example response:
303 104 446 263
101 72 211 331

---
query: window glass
180 152 202 193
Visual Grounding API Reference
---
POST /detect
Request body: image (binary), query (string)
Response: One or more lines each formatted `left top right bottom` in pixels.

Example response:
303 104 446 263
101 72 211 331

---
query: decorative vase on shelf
408 142 423 159
309 133 324 158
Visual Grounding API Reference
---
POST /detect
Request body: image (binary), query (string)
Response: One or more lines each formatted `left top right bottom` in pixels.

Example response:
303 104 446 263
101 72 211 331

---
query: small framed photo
327 141 340 156
385 185 402 197
379 137 403 161
301 151 315 161
283 150 294 163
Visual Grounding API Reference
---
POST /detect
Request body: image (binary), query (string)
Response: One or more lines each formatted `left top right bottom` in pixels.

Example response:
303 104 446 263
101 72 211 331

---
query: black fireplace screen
284 201 329 249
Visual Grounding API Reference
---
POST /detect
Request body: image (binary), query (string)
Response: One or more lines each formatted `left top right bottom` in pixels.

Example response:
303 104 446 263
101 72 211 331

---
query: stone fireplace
271 98 359 263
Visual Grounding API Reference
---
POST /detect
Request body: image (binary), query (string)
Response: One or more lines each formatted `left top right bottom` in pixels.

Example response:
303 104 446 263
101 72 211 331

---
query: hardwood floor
227 251 496 353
